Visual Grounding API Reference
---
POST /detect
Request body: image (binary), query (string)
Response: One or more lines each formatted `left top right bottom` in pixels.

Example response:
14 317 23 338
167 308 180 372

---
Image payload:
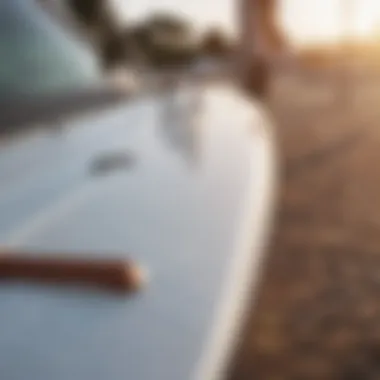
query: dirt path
228 72 380 379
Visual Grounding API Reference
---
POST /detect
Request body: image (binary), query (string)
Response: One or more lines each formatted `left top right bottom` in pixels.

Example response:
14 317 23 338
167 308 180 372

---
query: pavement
227 70 380 379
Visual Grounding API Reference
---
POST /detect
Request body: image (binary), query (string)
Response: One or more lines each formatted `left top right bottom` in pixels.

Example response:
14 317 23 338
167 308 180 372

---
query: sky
111 0 235 32
111 0 380 45
280 0 380 44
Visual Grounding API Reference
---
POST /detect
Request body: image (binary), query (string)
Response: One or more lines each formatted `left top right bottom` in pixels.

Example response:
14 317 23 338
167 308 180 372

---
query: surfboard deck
0 83 276 380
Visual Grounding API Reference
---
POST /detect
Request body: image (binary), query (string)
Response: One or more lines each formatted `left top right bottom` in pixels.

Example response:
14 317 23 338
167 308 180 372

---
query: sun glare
280 0 380 45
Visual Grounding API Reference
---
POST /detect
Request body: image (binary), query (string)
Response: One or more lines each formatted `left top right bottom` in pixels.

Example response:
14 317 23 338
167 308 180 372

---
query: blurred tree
201 28 231 57
147 12 192 41
67 1 200 69
66 0 126 69
125 12 198 69
66 0 113 34
128 25 151 52
101 32 128 69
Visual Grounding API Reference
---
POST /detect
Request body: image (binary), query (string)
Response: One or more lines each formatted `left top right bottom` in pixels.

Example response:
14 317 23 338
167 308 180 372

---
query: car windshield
0 0 102 97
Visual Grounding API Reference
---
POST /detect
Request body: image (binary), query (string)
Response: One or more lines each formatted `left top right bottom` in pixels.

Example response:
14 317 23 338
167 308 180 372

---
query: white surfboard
0 1 276 379
0 83 275 380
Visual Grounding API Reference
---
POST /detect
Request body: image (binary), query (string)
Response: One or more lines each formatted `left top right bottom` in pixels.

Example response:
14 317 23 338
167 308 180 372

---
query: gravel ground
228 70 380 380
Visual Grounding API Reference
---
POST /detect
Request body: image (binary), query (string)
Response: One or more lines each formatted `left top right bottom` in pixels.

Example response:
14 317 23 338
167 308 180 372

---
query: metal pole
236 0 273 97
340 0 355 107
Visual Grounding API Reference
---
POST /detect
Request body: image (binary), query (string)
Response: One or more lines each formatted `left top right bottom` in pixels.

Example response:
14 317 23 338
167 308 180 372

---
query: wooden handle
0 253 145 293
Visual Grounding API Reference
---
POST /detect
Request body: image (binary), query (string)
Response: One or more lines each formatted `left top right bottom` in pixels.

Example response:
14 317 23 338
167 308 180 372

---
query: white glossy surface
0 84 275 380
